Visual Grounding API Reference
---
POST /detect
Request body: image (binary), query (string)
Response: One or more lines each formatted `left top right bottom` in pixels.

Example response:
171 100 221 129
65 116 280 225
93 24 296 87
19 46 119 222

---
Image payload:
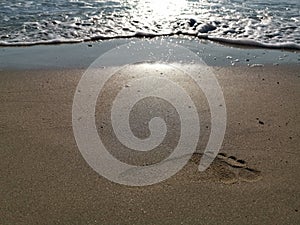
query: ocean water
0 0 299 49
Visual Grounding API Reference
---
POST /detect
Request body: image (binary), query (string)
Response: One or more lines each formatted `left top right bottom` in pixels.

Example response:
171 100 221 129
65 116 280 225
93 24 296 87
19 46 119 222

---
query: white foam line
207 36 300 50
0 38 83 46
1 32 300 51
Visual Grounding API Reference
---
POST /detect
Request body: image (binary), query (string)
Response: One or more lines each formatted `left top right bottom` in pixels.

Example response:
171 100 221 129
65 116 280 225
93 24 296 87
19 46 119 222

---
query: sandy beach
0 39 300 224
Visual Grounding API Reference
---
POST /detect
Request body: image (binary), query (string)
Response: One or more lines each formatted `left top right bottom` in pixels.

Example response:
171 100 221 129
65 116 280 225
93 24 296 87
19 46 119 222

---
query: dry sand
0 64 299 225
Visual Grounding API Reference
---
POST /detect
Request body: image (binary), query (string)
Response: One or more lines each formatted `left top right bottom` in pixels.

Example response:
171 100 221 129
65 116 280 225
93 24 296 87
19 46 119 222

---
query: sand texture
0 65 299 225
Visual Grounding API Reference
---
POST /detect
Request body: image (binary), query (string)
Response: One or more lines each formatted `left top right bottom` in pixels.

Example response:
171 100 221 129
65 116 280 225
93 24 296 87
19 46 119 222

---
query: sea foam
0 0 299 50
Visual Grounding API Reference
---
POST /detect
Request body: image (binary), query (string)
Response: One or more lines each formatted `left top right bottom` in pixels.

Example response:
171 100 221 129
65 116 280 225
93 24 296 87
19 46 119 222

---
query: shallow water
0 0 299 48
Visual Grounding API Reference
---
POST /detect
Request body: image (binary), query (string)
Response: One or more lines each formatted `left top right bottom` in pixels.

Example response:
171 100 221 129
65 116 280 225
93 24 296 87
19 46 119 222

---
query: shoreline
1 33 300 51
0 37 299 71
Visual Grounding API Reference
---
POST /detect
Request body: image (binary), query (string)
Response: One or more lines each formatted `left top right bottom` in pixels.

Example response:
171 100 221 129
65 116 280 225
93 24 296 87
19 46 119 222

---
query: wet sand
0 63 299 224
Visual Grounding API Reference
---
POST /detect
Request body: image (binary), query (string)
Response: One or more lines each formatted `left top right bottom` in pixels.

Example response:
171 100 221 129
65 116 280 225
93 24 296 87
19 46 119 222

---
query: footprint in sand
189 152 262 184
119 152 262 185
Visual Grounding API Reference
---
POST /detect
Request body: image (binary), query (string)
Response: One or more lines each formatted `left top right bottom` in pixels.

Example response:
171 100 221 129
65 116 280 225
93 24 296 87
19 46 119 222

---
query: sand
0 44 300 224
